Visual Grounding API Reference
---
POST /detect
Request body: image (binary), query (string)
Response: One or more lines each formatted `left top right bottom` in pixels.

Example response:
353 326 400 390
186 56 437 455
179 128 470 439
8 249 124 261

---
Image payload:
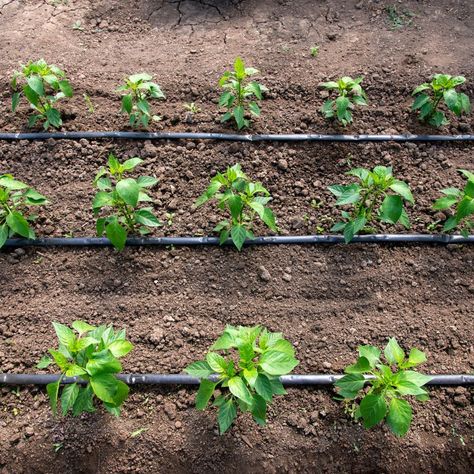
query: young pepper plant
185 325 299 434
320 76 367 126
412 74 471 127
117 73 165 128
328 166 414 242
433 169 474 236
219 57 268 130
38 321 133 417
0 174 48 248
194 164 278 250
334 338 432 437
11 59 73 129
93 154 161 251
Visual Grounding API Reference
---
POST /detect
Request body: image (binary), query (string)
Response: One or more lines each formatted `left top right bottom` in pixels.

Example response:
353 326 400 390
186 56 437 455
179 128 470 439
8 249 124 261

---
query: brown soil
0 1 473 473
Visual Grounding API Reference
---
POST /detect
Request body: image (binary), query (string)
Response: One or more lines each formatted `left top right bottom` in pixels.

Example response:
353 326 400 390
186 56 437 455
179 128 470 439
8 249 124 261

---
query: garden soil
0 1 473 473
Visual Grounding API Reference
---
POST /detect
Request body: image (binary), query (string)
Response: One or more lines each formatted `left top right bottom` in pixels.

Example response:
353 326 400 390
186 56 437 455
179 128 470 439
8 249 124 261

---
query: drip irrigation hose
1 373 473 386
2 234 474 248
0 132 474 142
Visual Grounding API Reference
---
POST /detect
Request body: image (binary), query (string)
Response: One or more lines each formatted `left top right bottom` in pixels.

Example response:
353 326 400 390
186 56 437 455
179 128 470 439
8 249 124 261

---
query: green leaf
389 180 414 204
49 349 69 371
379 195 403 224
334 373 366 399
184 360 213 378
206 352 228 373
230 225 247 251
47 377 63 416
228 376 253 406
395 381 428 396
251 394 267 425
433 196 458 210
211 332 235 351
37 355 52 369
345 356 371 374
90 373 119 404
72 385 96 416
0 175 29 190
195 379 217 410
262 207 277 231
108 340 134 358
27 76 45 96
269 378 286 395
359 394 387 429
234 57 245 77
137 176 158 188
86 349 121 376
6 211 32 238
121 94 133 114
386 398 412 436
45 108 62 128
249 102 261 116
0 224 7 249
12 92 20 112
52 322 76 349
406 348 427 367
116 178 140 207
358 345 381 368
396 370 432 387
72 320 96 336
259 350 299 376
106 219 127 251
234 105 245 129
254 374 273 402
135 209 161 227
335 96 350 121
58 80 73 98
61 383 79 415
412 93 430 110
65 364 87 377
122 158 143 170
384 338 405 365
218 399 237 434
443 89 458 112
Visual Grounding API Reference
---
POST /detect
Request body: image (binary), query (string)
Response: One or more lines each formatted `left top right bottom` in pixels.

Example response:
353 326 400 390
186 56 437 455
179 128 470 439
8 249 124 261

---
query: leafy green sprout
185 325 299 434
117 73 165 128
219 57 268 130
0 174 48 249
320 76 367 126
72 20 84 31
183 102 201 114
310 46 319 57
412 74 471 127
328 166 414 243
39 321 134 417
83 93 94 113
93 154 161 251
433 169 474 237
335 338 432 437
194 163 278 251
11 59 73 129
385 5 415 29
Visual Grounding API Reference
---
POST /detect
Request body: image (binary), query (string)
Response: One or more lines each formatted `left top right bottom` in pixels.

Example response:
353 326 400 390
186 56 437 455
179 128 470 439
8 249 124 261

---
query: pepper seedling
39 321 133 417
412 74 471 127
328 166 414 242
0 174 48 248
335 338 432 437
319 76 367 126
185 325 299 434
218 57 268 130
194 163 278 250
433 169 474 236
93 154 161 251
117 73 165 128
11 59 73 129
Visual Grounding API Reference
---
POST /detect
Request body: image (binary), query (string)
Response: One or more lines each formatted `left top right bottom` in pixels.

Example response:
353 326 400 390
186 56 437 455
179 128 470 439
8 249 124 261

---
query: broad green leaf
206 352 227 373
11 92 20 112
433 196 458 210
395 381 428 396
106 220 127 251
45 108 62 128
90 373 119 404
358 345 381 368
218 399 237 434
72 385 96 416
231 225 247 251
27 76 45 96
251 394 267 425
121 94 133 114
135 209 161 227
234 105 245 129
49 350 69 371
396 370 432 387
412 93 430 110
52 322 76 349
86 349 121 376
379 195 403 224
334 373 366 399
58 80 73 97
259 350 299 376
269 377 286 395
359 394 387 429
389 180 414 204
345 356 371 374
211 332 235 350
254 374 273 402
61 383 79 415
137 176 158 188
65 364 87 377
406 348 427 367
184 360 213 378
108 340 134 358
386 398 412 436
6 211 32 238
0 175 28 190
384 338 405 365
228 376 253 406
47 377 62 416
72 321 96 336
195 379 217 410
37 355 52 369
122 158 143 170
116 178 140 207
0 224 7 249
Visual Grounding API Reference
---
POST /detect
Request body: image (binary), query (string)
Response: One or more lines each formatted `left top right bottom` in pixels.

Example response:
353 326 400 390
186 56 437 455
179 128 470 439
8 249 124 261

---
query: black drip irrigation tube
1 132 474 142
2 234 474 248
1 373 473 386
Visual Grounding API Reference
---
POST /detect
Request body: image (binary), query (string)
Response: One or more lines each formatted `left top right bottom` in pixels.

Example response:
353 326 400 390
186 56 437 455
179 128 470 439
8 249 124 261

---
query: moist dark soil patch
1 0 473 472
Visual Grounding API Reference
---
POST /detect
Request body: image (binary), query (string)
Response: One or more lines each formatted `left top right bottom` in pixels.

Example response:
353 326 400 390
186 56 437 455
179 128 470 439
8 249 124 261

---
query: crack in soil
0 0 17 13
